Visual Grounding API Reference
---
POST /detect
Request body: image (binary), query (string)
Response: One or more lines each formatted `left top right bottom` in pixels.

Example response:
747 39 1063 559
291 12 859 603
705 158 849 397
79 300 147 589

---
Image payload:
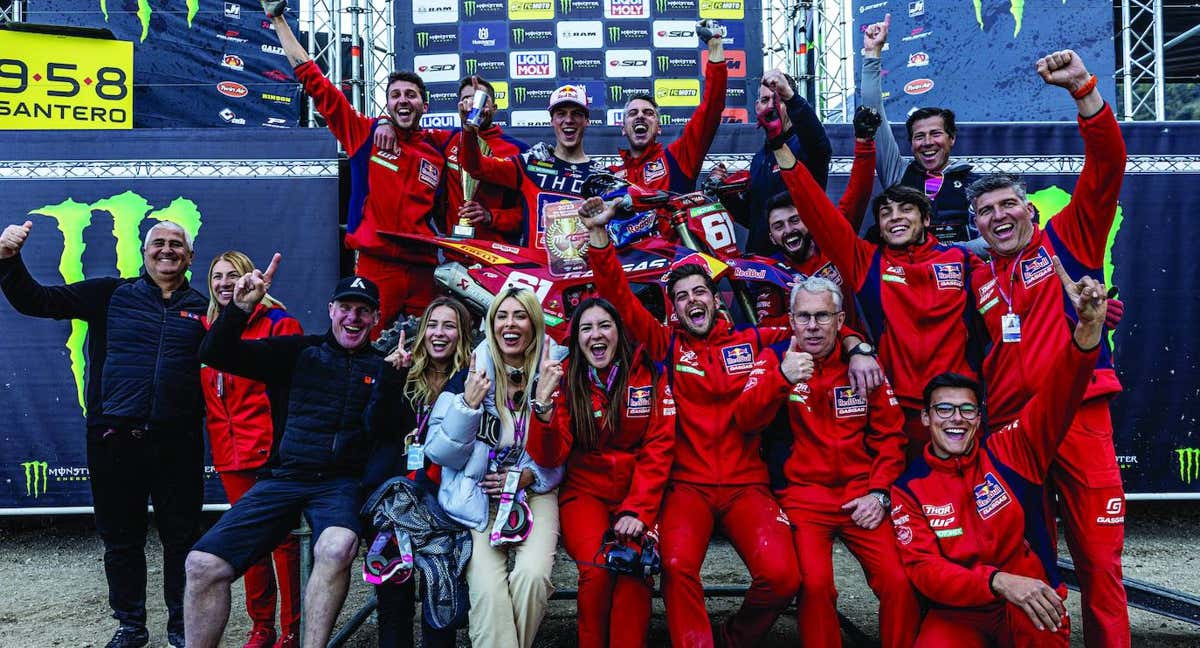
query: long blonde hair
485 287 546 437
404 296 473 407
206 251 285 322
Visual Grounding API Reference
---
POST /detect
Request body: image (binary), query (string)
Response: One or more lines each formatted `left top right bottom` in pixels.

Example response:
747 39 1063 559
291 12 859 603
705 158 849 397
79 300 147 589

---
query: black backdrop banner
0 127 339 510
1 119 1197 511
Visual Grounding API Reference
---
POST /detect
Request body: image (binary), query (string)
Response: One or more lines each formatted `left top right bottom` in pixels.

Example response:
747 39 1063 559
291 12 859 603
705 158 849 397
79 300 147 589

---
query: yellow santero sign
0 30 133 130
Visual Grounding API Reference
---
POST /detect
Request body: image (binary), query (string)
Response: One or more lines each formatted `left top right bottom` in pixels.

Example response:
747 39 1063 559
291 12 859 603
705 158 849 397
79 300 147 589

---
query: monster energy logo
512 27 526 44
560 0 573 12
656 0 667 10
609 86 624 102
464 0 477 16
608 26 621 41
465 58 479 75
30 191 203 412
97 0 199 43
657 55 671 72
22 461 49 498
973 0 1026 37
416 32 430 48
1178 448 1200 485
513 87 527 103
560 56 574 73
660 114 672 126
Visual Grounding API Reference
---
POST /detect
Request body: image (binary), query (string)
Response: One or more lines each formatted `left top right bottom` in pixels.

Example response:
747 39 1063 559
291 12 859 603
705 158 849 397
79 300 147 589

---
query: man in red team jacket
891 257 1107 647
734 277 919 648
267 7 448 334
966 49 1129 648
610 20 727 194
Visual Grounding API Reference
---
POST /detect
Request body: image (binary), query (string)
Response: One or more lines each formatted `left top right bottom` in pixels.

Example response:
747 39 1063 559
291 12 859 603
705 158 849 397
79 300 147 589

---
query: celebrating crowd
0 2 1133 647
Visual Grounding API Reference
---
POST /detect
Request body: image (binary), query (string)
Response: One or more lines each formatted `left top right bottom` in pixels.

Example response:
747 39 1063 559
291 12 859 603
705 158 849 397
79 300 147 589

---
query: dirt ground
0 502 1197 647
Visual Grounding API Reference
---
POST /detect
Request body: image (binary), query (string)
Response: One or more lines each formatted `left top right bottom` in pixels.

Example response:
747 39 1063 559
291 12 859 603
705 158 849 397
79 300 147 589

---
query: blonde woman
202 250 302 648
425 287 564 648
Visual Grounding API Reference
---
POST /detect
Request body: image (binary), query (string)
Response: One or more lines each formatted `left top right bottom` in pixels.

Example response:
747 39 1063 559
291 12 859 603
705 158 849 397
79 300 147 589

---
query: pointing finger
398 328 407 349
1050 255 1073 289
262 252 282 282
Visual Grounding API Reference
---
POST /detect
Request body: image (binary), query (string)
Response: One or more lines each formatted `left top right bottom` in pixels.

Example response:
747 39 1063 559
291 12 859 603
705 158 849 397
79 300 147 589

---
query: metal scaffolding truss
301 0 394 122
1121 0 1165 121
0 0 23 23
762 1 853 123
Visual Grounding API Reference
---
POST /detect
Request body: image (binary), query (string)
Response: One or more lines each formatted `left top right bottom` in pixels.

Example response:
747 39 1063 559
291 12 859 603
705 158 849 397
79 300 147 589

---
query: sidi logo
29 192 203 412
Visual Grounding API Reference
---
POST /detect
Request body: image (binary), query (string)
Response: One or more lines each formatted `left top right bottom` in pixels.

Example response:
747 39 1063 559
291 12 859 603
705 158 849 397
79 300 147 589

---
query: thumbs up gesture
781 336 814 384
0 221 33 259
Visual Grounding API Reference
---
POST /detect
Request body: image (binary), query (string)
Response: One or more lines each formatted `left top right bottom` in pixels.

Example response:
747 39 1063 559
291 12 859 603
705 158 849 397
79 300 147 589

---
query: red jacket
734 345 906 495
889 336 1097 608
610 59 728 195
202 304 303 472
972 103 1125 428
295 60 450 263
781 147 981 410
757 140 876 328
589 241 791 486
440 126 528 243
527 349 675 526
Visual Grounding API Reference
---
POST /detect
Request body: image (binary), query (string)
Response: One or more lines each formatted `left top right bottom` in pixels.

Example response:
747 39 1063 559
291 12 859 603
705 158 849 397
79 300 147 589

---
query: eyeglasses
929 403 980 420
792 311 838 325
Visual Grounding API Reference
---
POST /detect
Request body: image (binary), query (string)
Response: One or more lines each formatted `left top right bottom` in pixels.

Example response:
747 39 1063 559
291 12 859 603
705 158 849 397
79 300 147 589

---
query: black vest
899 162 980 243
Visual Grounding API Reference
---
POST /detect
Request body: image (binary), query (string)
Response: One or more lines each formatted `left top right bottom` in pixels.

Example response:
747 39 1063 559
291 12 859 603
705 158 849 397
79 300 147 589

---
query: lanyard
986 251 1028 315
490 397 528 469
589 363 619 395
413 402 432 443
923 171 944 199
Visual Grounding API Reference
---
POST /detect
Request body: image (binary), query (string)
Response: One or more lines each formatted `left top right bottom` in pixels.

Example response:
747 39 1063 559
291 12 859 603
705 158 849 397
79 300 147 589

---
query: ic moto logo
217 81 248 98
904 78 934 95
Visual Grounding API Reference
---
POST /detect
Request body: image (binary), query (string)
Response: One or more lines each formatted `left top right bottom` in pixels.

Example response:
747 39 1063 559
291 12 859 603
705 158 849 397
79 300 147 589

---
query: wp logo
30 191 203 412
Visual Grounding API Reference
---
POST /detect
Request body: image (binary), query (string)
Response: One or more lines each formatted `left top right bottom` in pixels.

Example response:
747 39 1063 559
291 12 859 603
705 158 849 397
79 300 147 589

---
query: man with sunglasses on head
889 257 1107 647
733 277 919 648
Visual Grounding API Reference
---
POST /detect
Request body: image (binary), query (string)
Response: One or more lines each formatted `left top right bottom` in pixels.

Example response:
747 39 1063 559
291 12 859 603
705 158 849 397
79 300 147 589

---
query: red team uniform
588 241 800 648
780 149 980 445
610 59 727 194
891 333 1100 647
971 102 1128 647
200 304 303 642
294 60 449 333
527 350 675 648
735 347 918 648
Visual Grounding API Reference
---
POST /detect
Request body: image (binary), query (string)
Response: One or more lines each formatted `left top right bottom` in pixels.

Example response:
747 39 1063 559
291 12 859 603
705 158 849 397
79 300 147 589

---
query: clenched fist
0 221 32 260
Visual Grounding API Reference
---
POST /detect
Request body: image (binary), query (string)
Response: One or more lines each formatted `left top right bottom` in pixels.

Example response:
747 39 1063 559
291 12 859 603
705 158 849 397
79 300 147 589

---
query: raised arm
837 110 880 231
860 14 906 189
668 27 728 181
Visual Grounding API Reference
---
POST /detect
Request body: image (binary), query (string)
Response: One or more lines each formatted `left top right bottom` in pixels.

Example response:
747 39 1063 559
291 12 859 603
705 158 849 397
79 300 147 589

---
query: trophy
454 91 491 239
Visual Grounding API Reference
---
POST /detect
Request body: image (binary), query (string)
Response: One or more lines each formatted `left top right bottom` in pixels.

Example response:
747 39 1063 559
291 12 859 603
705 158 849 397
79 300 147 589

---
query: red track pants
559 491 653 648
218 470 301 637
354 253 439 336
659 482 800 648
781 486 919 648
915 601 1070 648
1049 398 1129 648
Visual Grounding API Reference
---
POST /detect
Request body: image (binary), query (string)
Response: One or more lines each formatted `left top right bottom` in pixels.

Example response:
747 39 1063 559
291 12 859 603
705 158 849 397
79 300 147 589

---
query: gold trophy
454 92 492 239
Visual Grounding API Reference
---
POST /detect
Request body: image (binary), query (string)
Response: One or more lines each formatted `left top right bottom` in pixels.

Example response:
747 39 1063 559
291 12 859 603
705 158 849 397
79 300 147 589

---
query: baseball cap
548 84 589 114
331 275 380 309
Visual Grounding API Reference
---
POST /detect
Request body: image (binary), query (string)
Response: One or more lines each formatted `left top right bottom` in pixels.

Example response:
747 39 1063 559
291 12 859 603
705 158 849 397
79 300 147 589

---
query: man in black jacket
0 219 207 648
184 259 410 648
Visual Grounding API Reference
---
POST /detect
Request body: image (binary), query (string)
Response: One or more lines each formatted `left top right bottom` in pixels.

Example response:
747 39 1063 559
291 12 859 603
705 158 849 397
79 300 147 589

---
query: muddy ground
0 501 1197 647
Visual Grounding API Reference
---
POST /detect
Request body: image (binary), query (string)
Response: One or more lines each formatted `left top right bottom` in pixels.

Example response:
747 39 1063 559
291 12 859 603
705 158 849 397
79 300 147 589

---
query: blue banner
0 127 339 510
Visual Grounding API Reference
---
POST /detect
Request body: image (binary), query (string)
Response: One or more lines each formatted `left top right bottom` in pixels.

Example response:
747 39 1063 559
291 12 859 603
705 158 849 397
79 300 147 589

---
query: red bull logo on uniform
627 385 652 417
974 472 1012 519
932 262 964 290
811 262 842 285
418 159 440 187
721 343 754 373
833 386 867 418
643 159 666 182
1020 247 1054 288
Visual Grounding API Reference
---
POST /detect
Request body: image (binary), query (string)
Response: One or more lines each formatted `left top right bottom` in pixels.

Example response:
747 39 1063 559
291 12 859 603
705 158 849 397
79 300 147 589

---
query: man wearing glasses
888 257 1107 646
733 277 919 648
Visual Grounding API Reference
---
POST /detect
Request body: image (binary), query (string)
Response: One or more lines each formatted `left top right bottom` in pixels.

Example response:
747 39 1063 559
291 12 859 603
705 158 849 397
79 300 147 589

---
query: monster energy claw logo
98 0 200 43
416 32 430 48
656 0 667 11
31 191 203 412
465 58 479 75
464 0 477 16
22 461 48 498
660 114 672 125
560 0 573 12
608 26 621 41
657 55 670 72
514 87 527 103
512 27 526 44
609 86 623 102
1179 448 1200 485
560 56 574 73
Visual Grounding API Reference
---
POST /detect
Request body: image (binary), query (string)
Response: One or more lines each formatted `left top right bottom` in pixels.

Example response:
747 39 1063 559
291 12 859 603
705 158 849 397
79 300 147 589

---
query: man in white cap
458 82 607 249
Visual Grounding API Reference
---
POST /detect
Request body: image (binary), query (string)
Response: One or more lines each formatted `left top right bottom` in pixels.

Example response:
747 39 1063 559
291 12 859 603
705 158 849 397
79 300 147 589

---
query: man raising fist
733 277 919 648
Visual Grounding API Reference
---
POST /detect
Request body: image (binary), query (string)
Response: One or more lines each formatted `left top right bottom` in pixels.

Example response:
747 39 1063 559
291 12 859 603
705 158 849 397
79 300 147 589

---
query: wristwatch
848 342 876 358
531 399 555 415
869 490 891 509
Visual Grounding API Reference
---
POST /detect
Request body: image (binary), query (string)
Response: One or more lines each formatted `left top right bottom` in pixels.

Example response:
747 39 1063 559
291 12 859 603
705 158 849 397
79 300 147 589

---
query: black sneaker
167 629 186 648
105 625 149 648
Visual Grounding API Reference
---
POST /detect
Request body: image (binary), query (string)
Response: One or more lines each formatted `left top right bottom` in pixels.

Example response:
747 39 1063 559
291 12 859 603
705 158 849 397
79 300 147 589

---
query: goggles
362 529 413 585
